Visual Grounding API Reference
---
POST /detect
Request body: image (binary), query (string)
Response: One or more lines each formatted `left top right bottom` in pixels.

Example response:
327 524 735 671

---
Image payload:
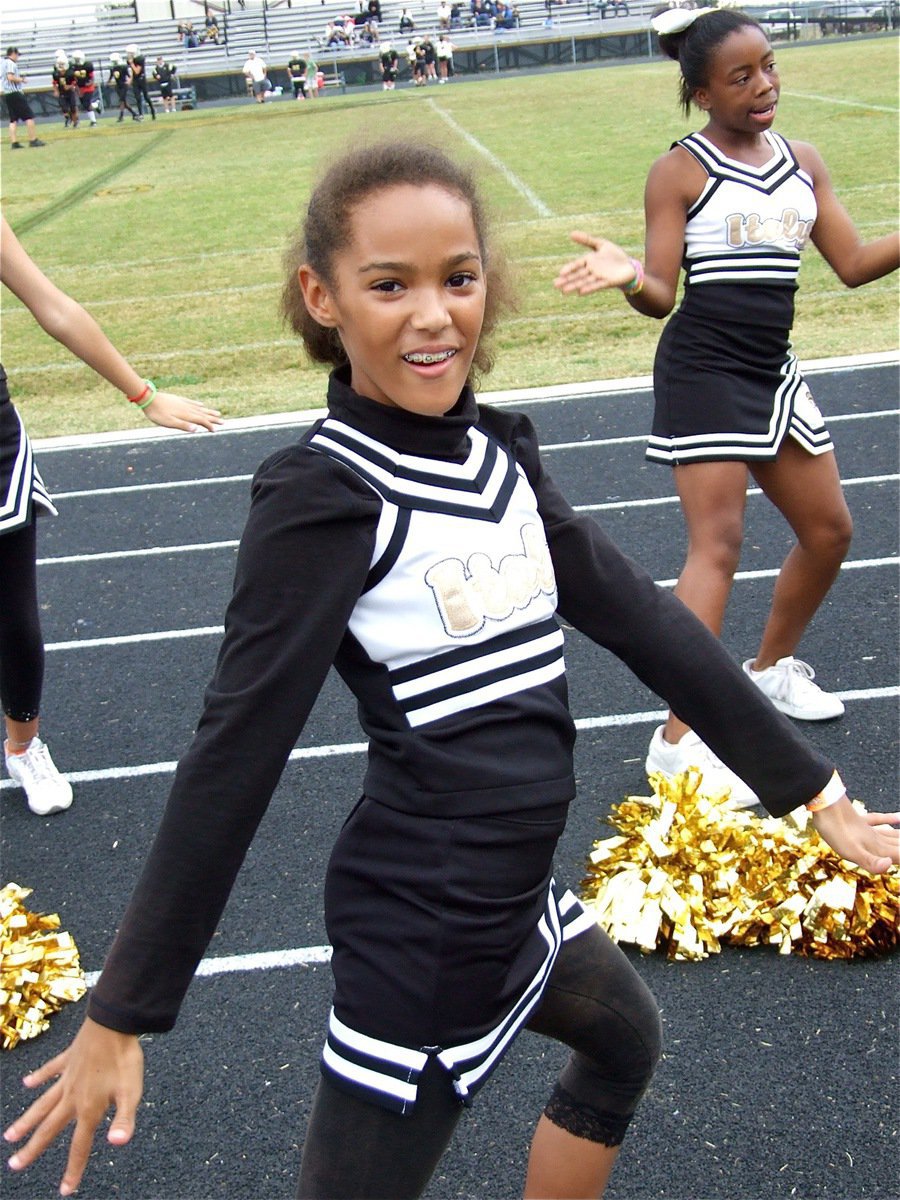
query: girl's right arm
4 447 381 1193
553 147 703 319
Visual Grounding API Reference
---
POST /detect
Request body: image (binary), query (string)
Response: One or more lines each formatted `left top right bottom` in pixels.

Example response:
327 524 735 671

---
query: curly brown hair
280 140 515 382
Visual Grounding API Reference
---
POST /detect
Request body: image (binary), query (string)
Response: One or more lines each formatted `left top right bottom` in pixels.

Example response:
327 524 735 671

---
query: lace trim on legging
544 1082 632 1147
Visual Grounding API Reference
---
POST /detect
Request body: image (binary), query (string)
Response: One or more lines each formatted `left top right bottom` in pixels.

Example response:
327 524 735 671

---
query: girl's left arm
795 141 900 286
0 214 222 432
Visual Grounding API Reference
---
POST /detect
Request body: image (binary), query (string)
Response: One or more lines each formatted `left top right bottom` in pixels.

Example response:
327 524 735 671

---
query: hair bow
651 5 717 35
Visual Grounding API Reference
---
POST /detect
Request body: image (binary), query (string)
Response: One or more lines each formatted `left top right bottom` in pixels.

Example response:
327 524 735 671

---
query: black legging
132 77 155 117
296 922 661 1199
0 519 44 723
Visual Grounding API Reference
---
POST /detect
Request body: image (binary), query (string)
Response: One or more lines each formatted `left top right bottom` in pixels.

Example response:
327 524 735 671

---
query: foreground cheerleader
5 142 897 1200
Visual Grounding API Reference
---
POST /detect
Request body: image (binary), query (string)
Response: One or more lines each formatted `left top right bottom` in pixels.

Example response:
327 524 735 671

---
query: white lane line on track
7 686 897 799
84 944 334 988
36 493 899 568
45 411 900 501
39 556 900 627
425 99 554 217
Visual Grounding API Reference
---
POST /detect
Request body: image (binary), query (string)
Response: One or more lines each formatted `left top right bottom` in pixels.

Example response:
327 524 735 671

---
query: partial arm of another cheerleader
0 214 222 433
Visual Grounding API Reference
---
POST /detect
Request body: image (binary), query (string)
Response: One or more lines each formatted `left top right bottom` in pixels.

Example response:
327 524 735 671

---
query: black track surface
2 361 897 1200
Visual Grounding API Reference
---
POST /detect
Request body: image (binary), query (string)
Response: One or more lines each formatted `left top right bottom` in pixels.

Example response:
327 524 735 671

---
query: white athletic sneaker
4 737 74 816
645 726 759 809
742 656 845 720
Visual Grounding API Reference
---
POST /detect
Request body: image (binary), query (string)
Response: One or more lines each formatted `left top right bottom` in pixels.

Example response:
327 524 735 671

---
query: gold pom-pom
580 771 899 962
1 883 86 1050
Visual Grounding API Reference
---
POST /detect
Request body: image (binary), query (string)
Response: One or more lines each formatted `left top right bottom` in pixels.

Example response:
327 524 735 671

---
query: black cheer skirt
1 366 57 536
647 286 833 466
320 795 595 1114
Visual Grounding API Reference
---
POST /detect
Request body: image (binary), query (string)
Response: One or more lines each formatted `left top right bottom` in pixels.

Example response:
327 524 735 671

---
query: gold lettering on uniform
724 207 814 249
424 523 557 637
726 214 745 248
424 558 483 635
745 213 766 244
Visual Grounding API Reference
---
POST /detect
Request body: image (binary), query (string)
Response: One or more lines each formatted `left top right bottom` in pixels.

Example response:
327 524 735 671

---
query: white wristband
806 770 845 812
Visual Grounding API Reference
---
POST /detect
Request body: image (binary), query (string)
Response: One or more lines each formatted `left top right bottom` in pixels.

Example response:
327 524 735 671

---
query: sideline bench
147 84 197 109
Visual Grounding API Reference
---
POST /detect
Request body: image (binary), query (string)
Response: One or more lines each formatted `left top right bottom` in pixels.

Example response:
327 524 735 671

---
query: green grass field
2 37 898 438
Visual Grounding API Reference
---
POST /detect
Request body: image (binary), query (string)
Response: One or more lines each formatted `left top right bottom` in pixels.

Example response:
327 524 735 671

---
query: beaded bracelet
127 379 158 409
620 257 645 296
806 770 845 812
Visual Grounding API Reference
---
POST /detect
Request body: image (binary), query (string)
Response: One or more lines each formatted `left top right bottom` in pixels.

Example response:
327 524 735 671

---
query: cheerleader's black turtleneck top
88 368 833 1035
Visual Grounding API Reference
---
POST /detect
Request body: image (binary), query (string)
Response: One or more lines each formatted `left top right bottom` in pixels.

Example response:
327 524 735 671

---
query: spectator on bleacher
2 48 45 149
153 56 179 112
471 0 495 27
52 51 79 130
202 8 222 43
437 0 452 29
399 8 416 33
325 20 349 46
361 19 381 43
108 54 138 121
436 32 455 77
126 44 156 120
494 0 518 27
286 51 308 99
600 0 628 16
450 1 464 27
72 52 99 127
177 20 200 48
380 41 399 88
242 50 270 102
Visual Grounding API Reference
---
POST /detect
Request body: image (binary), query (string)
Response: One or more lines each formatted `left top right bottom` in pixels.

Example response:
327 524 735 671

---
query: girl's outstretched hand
144 391 223 433
554 230 637 295
4 1018 144 1196
812 798 900 875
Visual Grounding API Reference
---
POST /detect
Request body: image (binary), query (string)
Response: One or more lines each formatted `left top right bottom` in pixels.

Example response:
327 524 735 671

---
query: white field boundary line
35 474 900 567
48 423 900 502
781 89 900 114
40 555 900 650
29 351 900 452
31 372 900 458
425 98 553 217
31 679 900 987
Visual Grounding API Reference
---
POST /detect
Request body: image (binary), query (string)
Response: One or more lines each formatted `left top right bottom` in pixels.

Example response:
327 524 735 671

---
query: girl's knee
684 512 744 575
802 506 853 562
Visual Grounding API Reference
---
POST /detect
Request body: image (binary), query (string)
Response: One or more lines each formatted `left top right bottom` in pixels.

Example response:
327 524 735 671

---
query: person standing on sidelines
2 48 45 149
152 55 178 112
242 49 269 102
555 6 899 806
286 50 308 99
0 214 222 816
3 141 897 1200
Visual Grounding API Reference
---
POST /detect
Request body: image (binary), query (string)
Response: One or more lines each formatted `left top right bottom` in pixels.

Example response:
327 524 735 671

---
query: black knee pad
529 924 662 1130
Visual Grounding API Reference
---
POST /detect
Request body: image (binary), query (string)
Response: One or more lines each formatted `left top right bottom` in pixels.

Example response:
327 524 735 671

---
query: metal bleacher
3 0 660 103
